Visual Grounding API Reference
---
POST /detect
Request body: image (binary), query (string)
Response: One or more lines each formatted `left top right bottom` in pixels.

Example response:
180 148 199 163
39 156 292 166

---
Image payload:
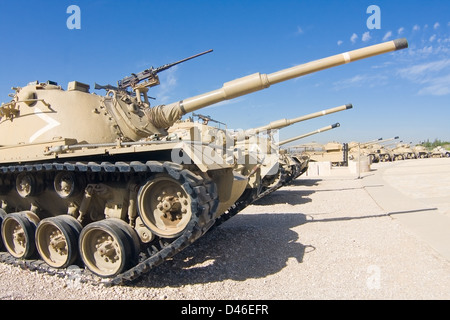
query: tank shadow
290 178 322 187
133 213 308 288
251 189 314 206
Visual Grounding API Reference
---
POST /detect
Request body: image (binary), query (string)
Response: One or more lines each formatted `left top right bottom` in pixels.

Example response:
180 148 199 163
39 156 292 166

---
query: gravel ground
0 160 449 300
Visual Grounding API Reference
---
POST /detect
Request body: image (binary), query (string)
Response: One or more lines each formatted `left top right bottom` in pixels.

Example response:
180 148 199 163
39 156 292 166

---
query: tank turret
0 38 408 284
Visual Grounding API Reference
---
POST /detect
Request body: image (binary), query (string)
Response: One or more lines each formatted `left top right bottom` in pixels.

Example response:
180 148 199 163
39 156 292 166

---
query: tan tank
305 141 348 166
430 146 450 158
413 145 429 159
392 142 416 160
378 141 399 162
0 38 408 284
213 105 351 228
348 136 399 163
368 137 399 162
249 105 350 186
279 122 342 179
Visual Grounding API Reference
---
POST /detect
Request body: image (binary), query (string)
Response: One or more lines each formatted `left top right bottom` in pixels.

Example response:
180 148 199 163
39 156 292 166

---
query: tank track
0 160 218 286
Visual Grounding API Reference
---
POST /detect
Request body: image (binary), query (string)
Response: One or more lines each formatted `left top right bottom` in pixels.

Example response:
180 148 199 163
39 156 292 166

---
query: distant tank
348 138 382 163
348 136 399 163
392 143 416 160
0 38 408 284
430 146 450 158
247 104 351 192
413 145 430 158
214 105 351 228
305 141 348 166
369 137 399 162
377 141 397 161
279 122 342 178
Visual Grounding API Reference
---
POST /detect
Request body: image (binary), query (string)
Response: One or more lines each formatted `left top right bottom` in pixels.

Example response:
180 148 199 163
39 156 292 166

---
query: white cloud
413 25 420 31
434 22 440 29
350 33 358 44
420 46 434 54
397 59 450 96
429 34 437 42
398 59 450 79
383 31 392 41
362 32 371 42
397 27 404 35
332 73 388 90
418 74 450 96
337 40 343 46
296 26 304 35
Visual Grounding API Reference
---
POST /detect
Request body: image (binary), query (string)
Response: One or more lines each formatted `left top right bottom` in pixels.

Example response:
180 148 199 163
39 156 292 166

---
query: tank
378 141 399 162
248 104 351 188
392 143 416 160
305 141 348 166
0 38 408 285
430 146 450 158
368 137 399 162
213 105 351 228
278 122 342 180
413 145 429 159
239 106 350 198
348 136 399 163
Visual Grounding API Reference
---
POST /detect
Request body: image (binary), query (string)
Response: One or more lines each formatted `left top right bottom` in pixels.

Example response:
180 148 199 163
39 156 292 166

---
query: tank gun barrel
251 104 351 133
366 136 399 148
278 123 340 146
358 136 399 147
359 137 383 147
152 38 407 129
379 136 399 144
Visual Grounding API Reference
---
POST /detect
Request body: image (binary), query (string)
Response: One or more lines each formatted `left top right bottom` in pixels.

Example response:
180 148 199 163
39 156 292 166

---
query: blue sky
0 0 449 146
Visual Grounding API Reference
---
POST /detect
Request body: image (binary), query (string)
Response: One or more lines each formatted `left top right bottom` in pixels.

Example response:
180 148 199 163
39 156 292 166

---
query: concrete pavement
361 158 450 261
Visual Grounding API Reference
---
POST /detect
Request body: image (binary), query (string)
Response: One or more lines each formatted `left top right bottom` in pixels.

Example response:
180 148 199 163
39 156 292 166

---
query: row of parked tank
291 137 450 167
0 38 408 284
349 139 450 162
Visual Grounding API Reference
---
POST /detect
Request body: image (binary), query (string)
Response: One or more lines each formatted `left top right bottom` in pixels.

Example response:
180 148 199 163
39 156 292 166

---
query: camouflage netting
145 102 184 129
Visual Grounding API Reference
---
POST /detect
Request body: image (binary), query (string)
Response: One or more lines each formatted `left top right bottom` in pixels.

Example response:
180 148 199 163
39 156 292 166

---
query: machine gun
94 49 213 93
118 49 213 90
192 113 227 127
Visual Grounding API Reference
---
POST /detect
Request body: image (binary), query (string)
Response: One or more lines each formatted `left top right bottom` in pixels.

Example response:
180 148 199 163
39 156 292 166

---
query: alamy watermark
67 5 81 30
366 5 381 30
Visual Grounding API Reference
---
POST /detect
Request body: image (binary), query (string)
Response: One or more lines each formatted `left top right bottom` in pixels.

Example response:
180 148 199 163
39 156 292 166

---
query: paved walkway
361 158 450 261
